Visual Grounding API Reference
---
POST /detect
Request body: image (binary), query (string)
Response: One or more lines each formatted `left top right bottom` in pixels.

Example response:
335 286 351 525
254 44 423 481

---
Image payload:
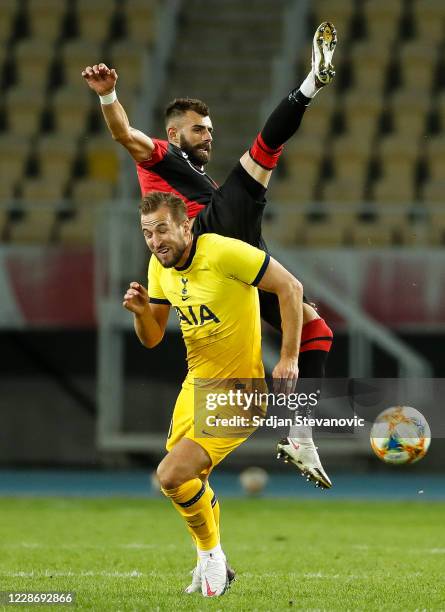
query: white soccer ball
370 406 431 465
239 467 268 495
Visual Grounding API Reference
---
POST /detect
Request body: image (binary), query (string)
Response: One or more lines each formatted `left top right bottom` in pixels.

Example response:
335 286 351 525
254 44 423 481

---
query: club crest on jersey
181 277 189 301
175 305 220 326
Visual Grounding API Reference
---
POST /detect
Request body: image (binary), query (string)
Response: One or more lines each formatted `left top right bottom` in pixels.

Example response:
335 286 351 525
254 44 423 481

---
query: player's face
141 209 190 268
178 111 213 166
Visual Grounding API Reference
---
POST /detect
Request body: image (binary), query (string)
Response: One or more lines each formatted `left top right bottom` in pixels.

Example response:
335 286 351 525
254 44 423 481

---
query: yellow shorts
166 382 265 470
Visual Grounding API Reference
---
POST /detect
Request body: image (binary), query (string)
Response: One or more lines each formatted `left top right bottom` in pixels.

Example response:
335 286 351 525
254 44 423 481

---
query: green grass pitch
0 497 444 611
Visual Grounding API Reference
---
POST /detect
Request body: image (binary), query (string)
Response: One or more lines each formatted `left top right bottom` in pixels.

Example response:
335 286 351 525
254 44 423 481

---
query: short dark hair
139 191 188 223
165 97 210 125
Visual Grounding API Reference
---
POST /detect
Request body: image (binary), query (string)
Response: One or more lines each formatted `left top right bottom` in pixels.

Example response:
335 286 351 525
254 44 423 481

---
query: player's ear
167 125 178 143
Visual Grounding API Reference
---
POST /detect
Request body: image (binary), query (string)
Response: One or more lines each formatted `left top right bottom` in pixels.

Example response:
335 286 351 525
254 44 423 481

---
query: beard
152 241 187 268
179 134 211 166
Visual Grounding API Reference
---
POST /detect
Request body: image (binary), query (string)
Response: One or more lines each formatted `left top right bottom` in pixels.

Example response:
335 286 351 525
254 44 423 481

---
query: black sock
260 88 311 150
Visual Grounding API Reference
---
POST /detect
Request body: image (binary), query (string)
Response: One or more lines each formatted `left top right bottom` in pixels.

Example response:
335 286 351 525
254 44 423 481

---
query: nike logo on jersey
181 296 190 301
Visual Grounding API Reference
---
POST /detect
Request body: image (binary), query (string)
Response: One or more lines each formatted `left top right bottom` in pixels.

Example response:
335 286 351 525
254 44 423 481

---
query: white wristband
99 90 117 105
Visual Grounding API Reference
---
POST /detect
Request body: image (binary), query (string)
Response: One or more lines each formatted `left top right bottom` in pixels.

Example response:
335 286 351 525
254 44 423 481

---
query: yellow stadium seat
27 0 67 41
398 42 438 92
424 136 445 182
351 222 394 247
0 182 17 205
71 178 115 207
261 207 305 246
373 177 415 204
378 135 420 184
283 136 325 188
109 41 147 93
271 179 317 205
61 40 102 88
125 0 159 45
429 212 445 244
76 0 116 43
0 135 31 185
21 178 66 205
5 87 46 137
390 88 430 138
420 179 445 206
351 41 389 93
0 0 18 44
343 90 382 139
84 135 120 182
435 91 445 132
0 208 10 237
36 135 78 183
9 207 56 244
14 39 54 89
51 86 93 136
364 0 404 44
412 0 445 44
321 178 365 206
297 92 336 138
58 209 96 245
331 135 372 184
312 0 356 38
303 221 347 248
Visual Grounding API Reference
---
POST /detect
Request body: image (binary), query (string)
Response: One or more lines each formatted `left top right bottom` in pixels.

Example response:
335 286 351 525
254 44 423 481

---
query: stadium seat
271 179 317 205
84 135 120 182
424 136 445 182
14 39 54 90
0 182 17 206
261 207 305 246
5 87 46 137
61 40 102 88
398 42 438 92
51 86 93 136
0 135 31 186
312 0 356 37
351 222 393 247
125 0 159 45
420 178 445 205
429 212 445 244
321 178 365 207
27 0 67 41
302 221 347 247
389 88 430 138
296 92 336 138
435 91 445 133
342 91 382 140
58 209 96 245
9 207 56 243
364 0 404 44
21 179 66 205
373 177 415 205
350 42 389 93
109 41 147 93
76 0 116 43
0 208 10 238
71 178 115 207
36 135 78 184
378 135 420 185
283 136 325 190
0 0 18 44
331 135 372 184
412 0 445 44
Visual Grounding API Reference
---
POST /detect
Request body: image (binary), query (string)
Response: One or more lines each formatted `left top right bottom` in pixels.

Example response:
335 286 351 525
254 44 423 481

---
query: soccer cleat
201 554 229 597
184 562 201 594
185 560 236 594
312 22 337 87
276 437 333 489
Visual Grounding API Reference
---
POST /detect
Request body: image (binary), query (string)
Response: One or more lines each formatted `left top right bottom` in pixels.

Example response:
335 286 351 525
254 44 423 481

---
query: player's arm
123 282 170 348
256 257 303 391
82 63 154 162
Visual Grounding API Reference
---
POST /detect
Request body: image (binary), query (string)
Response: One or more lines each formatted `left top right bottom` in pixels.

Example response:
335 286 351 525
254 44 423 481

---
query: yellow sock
207 482 220 541
162 478 219 551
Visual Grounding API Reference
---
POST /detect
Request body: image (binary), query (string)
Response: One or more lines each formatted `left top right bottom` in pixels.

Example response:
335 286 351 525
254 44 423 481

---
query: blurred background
0 0 444 492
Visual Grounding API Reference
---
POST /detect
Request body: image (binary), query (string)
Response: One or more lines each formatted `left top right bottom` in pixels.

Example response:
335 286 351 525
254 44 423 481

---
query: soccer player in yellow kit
123 191 303 598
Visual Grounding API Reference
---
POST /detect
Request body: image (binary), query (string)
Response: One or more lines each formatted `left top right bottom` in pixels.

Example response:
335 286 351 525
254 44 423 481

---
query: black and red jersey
136 138 218 218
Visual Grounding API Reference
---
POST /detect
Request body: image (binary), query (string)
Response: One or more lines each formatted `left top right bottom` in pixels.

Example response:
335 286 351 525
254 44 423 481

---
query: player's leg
241 21 337 188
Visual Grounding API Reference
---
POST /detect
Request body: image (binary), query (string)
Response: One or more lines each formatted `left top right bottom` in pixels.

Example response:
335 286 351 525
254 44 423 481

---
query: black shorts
193 162 294 333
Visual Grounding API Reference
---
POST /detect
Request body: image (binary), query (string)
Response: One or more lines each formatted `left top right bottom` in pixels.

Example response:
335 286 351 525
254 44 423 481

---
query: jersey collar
175 235 198 271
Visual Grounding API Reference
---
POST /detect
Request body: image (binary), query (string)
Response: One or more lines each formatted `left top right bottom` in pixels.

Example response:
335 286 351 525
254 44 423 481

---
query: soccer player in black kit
83 23 337 490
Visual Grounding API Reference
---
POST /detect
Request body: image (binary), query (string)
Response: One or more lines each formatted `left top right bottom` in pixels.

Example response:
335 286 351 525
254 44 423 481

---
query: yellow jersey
148 233 270 382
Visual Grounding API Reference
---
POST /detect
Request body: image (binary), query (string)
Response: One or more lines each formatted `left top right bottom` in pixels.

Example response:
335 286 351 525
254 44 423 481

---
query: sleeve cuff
149 297 171 305
251 253 270 286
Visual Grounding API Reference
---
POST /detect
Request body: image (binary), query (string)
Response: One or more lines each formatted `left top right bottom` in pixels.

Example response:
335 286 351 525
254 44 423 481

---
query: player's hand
81 63 118 95
123 282 150 316
272 356 299 395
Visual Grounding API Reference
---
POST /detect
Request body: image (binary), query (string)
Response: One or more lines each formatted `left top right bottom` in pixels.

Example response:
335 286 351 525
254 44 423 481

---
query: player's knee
156 462 184 491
